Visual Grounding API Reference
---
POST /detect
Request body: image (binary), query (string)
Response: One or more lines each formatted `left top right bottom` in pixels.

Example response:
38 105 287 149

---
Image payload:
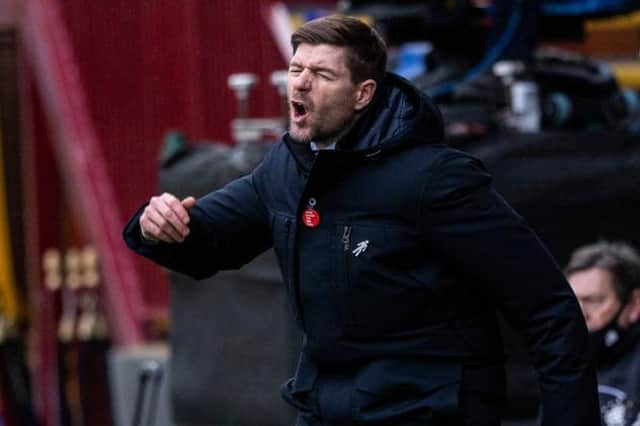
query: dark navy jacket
124 73 600 425
596 323 640 425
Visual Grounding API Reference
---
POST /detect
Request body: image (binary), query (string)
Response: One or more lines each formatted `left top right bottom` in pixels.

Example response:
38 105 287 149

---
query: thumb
181 196 196 209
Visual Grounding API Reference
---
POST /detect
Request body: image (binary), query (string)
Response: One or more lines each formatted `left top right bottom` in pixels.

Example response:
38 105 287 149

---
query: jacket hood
284 72 445 160
337 72 444 153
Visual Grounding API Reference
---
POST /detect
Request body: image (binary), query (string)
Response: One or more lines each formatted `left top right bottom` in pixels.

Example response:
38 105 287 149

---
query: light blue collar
310 141 337 151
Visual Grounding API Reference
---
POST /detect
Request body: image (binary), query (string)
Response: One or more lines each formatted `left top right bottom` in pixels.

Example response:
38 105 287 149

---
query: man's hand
139 193 197 243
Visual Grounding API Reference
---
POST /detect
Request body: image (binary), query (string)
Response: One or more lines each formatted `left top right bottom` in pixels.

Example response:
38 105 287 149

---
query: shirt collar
309 141 336 151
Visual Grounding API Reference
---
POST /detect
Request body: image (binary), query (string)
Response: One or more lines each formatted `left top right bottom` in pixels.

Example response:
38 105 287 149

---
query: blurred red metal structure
14 0 287 424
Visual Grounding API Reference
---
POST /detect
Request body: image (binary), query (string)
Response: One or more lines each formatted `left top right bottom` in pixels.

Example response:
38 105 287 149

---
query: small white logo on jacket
352 240 369 257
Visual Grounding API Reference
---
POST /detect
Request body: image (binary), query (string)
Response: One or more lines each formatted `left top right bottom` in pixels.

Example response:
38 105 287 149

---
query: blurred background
0 0 638 425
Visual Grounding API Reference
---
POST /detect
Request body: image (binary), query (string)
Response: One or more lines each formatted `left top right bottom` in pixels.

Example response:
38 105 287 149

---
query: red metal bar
18 57 62 426
21 0 144 345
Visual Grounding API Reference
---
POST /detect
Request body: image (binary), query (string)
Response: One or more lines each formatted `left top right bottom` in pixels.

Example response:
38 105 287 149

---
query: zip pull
342 226 351 251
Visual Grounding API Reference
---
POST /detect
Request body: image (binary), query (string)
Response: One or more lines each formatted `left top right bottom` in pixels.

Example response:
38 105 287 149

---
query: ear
618 288 640 329
354 79 377 111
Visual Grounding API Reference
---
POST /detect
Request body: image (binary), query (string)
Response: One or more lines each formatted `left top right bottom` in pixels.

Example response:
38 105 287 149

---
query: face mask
588 306 626 365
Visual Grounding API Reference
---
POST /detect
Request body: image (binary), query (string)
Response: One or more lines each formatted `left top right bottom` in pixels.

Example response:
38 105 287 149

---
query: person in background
566 241 640 426
124 14 600 426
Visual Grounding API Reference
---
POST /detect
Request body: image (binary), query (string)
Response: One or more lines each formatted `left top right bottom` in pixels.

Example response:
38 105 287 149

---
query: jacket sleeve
122 172 272 280
418 150 601 426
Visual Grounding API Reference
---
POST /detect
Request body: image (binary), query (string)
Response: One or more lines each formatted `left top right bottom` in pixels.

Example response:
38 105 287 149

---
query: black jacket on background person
597 322 640 425
123 73 600 425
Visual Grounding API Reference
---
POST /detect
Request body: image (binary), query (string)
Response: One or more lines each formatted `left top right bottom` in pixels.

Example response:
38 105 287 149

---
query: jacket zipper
341 225 352 325
342 225 351 252
342 226 351 280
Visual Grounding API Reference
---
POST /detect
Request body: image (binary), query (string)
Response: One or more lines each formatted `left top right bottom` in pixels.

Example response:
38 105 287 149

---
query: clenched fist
139 193 196 243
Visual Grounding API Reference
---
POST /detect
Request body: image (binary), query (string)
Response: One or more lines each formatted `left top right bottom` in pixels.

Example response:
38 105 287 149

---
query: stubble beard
288 112 356 146
288 123 313 144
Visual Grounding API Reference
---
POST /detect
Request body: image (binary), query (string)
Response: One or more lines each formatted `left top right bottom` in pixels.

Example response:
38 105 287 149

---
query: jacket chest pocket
335 224 428 338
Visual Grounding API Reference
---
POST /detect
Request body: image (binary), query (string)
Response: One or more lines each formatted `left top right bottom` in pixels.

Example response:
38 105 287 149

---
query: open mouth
291 100 309 119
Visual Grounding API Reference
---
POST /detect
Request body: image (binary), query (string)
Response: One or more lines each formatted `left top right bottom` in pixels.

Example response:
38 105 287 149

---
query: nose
578 304 591 325
573 298 589 324
292 69 312 91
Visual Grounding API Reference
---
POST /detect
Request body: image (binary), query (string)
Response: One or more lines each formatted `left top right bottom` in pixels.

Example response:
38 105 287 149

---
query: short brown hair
565 241 640 303
291 14 387 84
